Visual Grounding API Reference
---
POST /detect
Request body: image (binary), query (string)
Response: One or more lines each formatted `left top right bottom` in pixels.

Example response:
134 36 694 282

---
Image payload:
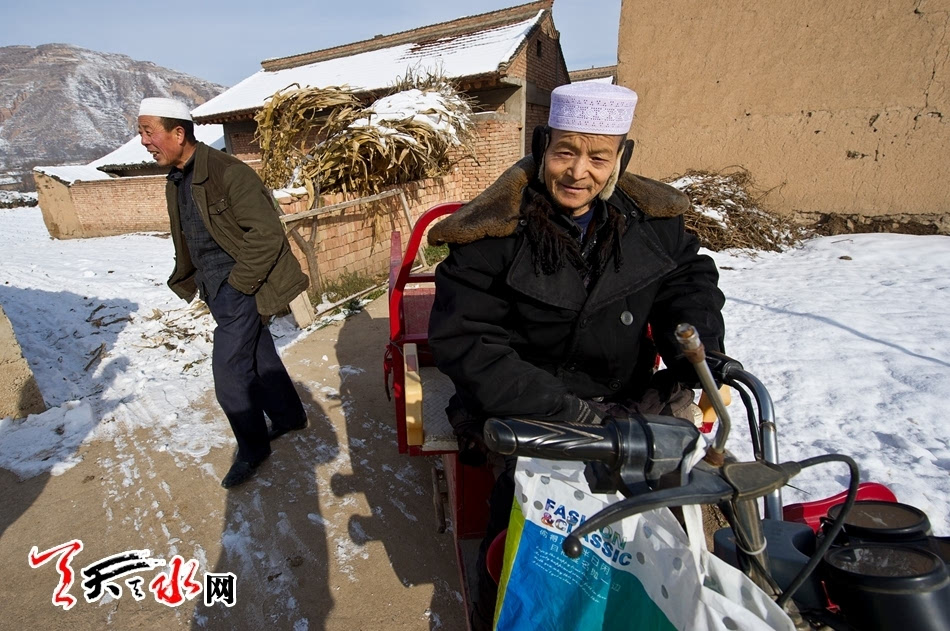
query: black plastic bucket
826 500 932 544
823 544 950 631
933 536 950 563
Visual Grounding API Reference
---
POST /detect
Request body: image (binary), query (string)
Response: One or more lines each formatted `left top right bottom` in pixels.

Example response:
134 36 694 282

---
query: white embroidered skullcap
139 97 192 121
548 82 638 135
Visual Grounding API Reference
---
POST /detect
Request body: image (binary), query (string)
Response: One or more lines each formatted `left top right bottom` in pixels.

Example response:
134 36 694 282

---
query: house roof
568 65 617 84
192 1 553 124
35 125 225 184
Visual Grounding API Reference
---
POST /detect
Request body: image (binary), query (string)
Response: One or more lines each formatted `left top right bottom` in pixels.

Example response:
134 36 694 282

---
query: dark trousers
206 282 305 463
471 456 517 631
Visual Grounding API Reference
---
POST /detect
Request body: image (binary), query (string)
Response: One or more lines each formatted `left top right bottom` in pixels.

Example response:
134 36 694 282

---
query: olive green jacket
165 142 308 315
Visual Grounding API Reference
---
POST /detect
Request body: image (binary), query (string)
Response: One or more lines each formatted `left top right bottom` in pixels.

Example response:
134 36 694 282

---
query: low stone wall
34 149 515 300
0 305 46 420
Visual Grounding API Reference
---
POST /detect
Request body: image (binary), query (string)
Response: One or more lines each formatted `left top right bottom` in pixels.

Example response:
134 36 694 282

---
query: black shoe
221 455 268 489
268 416 308 441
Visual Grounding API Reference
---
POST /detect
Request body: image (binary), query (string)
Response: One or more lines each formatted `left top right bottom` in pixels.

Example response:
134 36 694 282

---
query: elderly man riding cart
383 82 950 630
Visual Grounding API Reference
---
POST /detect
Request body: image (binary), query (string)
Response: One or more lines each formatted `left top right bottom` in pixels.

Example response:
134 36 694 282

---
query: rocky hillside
0 44 225 191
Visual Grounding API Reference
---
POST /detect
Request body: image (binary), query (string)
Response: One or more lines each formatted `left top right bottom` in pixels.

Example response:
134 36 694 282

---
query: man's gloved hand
669 357 703 389
562 394 606 425
446 403 489 467
670 350 742 389
447 394 608 466
704 350 743 383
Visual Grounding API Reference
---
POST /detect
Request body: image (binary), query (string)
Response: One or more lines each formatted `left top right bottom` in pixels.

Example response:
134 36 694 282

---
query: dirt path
0 296 465 630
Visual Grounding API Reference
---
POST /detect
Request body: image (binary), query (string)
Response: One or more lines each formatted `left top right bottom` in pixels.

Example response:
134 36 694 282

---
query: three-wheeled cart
383 203 948 631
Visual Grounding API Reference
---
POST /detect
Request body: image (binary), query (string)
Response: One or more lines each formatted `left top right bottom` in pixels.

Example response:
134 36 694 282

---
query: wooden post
288 291 315 329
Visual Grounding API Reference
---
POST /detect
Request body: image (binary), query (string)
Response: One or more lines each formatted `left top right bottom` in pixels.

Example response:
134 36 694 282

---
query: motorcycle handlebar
483 417 625 467
484 414 701 496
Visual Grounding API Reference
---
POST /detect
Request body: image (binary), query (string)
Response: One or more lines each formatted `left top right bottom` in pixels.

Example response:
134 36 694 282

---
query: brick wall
453 114 524 201
38 160 268 240
226 121 261 162
277 171 465 293
225 111 523 207
37 167 470 296
269 113 524 294
69 176 170 236
35 171 170 239
522 13 569 154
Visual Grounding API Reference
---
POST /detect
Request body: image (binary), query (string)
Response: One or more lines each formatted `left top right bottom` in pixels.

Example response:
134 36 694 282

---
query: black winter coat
428 157 725 423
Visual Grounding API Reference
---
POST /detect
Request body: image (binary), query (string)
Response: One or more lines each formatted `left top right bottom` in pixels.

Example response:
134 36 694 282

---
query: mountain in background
0 43 225 192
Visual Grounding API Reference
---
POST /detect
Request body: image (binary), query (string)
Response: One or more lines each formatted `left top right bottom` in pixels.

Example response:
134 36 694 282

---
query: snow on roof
34 163 113 184
34 125 225 184
350 89 466 142
192 11 543 121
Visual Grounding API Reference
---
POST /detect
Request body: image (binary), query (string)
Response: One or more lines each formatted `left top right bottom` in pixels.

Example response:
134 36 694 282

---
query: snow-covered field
1 205 948 535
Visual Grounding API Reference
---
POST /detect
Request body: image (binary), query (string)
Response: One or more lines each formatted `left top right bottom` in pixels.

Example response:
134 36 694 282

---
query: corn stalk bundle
667 167 810 252
255 73 476 212
319 87 474 196
254 84 361 200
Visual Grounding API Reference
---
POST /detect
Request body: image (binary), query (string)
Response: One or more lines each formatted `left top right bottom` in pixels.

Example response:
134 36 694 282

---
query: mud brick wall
34 171 169 239
67 176 170 236
618 0 950 227
0 305 46 420
36 160 267 240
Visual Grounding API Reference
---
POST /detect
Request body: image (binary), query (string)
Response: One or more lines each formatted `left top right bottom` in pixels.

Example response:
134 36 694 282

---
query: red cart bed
383 202 495 626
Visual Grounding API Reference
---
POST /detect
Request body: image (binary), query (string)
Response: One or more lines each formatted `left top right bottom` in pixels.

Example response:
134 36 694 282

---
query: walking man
138 97 309 488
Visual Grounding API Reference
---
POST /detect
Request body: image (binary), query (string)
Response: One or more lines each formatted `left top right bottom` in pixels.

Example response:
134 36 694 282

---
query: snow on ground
0 205 948 537
710 234 950 533
0 206 307 474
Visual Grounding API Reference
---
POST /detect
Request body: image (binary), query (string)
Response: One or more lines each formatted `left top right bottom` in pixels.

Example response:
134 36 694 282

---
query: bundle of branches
666 167 810 252
254 70 476 208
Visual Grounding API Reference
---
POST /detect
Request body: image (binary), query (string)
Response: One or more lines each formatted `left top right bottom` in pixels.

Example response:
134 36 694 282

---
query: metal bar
727 369 783 519
731 499 776 596
675 324 731 454
398 190 427 268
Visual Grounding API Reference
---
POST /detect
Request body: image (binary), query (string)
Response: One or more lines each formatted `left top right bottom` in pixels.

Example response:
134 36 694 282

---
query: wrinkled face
137 115 186 168
542 129 622 216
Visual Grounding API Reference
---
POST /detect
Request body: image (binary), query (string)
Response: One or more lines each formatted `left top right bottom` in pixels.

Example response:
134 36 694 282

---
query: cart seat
386 202 465 455
417 366 458 452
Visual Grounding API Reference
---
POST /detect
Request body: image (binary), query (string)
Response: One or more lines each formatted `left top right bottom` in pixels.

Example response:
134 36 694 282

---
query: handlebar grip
704 350 743 381
483 417 620 466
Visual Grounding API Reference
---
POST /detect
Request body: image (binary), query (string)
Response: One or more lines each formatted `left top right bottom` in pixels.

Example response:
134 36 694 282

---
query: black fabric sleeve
646 216 726 383
429 239 588 421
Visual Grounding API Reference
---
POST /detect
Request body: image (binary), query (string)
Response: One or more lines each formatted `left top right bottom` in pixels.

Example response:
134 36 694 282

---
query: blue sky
2 0 621 87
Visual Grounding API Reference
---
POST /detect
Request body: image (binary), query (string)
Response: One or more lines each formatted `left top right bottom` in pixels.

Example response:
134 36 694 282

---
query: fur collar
428 156 690 246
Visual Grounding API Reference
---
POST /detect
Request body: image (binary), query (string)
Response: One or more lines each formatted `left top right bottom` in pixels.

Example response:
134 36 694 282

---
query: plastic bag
494 457 795 630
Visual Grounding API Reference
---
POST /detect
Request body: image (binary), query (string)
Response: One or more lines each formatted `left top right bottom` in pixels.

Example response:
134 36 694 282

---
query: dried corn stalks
254 84 361 201
254 72 476 211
